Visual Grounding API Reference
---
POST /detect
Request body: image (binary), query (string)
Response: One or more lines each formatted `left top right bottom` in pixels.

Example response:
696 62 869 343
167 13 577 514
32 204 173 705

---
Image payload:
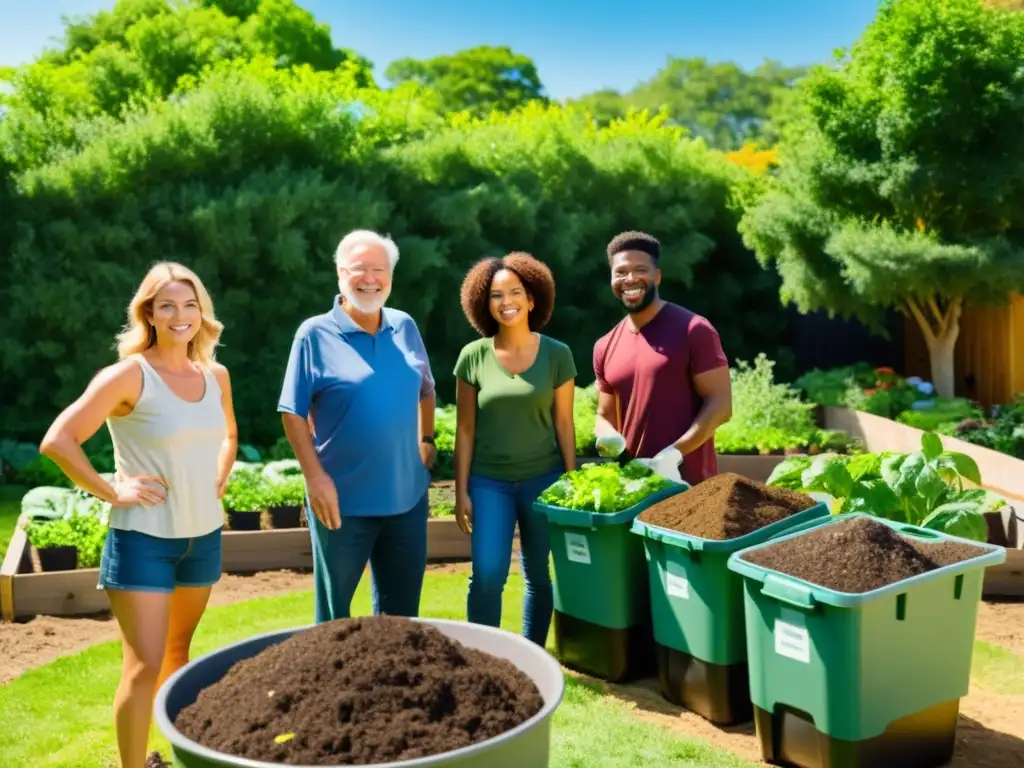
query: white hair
334 229 400 272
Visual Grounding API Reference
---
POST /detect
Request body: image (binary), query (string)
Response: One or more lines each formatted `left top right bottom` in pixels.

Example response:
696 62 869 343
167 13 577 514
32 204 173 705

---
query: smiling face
610 249 660 313
148 280 201 347
488 268 533 330
338 243 392 314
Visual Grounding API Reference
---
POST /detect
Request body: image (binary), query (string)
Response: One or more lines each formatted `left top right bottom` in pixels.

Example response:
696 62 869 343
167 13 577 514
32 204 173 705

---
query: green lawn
0 568 755 768
0 485 26 558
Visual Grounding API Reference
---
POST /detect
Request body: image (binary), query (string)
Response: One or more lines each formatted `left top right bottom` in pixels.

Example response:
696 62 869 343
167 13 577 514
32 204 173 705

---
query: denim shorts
98 526 223 593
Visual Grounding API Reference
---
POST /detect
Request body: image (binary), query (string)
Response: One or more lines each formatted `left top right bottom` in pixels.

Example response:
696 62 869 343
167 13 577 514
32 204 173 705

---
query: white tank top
105 355 227 539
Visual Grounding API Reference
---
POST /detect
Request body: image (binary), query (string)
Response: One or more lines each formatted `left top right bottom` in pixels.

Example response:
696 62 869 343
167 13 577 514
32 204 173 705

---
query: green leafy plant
538 461 674 514
715 354 822 454
222 466 271 513
23 512 107 567
266 475 306 508
896 397 983 433
767 431 1005 542
794 363 877 407
24 518 77 550
432 405 456 481
953 396 1024 460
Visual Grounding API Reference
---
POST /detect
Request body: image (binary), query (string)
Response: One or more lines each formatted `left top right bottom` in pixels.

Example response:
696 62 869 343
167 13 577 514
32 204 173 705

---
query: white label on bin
666 572 690 599
565 532 591 564
774 620 810 663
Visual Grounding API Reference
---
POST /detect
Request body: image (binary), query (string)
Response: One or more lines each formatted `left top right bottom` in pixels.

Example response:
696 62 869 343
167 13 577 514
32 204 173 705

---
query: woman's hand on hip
306 472 341 530
111 473 168 508
455 494 472 535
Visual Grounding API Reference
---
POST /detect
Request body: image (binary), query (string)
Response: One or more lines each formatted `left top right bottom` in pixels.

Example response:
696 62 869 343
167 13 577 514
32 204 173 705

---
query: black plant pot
226 510 262 531
268 505 301 529
37 545 78 572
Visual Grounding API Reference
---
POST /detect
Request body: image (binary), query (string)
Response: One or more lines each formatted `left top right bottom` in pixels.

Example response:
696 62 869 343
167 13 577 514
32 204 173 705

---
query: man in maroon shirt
593 231 733 486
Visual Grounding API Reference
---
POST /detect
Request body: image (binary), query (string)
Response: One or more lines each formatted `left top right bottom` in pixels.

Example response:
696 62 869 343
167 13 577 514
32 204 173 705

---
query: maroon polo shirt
593 302 729 486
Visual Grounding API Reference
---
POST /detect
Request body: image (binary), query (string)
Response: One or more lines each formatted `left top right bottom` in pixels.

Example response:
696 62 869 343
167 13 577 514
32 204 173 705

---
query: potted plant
266 475 306 529
221 467 268 531
24 518 79 572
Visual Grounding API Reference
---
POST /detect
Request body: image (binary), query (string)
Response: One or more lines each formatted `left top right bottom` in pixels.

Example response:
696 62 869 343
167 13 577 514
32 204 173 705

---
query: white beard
339 280 390 314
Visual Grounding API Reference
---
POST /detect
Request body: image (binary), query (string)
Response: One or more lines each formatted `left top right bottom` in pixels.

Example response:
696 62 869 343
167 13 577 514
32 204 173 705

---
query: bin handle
645 527 693 550
761 575 816 611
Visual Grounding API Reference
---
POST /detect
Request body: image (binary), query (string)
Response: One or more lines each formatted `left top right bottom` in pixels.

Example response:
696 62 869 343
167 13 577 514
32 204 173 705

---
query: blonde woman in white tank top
40 263 237 768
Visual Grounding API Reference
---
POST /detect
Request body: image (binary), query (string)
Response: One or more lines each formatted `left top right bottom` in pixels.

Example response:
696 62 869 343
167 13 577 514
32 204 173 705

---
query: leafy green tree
570 57 802 149
0 0 372 171
737 0 1024 398
385 45 546 116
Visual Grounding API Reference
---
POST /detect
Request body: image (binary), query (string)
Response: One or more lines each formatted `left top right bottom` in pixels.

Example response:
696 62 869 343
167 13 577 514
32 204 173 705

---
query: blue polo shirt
277 296 435 518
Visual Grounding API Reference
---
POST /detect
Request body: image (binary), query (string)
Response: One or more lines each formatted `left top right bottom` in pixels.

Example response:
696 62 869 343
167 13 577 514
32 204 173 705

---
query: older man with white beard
278 229 437 623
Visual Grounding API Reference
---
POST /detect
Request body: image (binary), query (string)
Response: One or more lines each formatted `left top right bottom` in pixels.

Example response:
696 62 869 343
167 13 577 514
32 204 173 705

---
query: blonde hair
116 262 223 366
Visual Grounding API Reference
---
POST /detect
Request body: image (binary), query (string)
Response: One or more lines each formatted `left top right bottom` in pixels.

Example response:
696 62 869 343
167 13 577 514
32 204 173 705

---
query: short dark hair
606 231 660 264
460 252 556 337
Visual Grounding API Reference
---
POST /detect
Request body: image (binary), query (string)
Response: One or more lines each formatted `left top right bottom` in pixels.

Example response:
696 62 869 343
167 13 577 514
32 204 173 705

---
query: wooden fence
903 293 1024 409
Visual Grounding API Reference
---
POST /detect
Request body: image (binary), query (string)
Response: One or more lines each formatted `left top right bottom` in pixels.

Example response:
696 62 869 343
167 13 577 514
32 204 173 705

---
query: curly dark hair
606 231 660 264
460 252 556 337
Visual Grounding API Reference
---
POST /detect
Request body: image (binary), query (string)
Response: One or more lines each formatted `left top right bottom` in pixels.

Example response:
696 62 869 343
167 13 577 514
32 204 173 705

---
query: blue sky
0 0 882 99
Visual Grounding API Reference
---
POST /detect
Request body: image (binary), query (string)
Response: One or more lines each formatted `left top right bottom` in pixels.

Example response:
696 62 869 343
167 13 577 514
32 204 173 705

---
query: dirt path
594 672 1024 768
0 569 315 685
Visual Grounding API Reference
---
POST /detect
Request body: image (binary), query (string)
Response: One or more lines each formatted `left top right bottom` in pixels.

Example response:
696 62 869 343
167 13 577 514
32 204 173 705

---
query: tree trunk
904 296 962 399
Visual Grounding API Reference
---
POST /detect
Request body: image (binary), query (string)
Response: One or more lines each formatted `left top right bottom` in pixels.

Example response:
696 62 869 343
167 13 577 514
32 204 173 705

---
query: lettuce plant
538 461 674 514
767 431 1004 542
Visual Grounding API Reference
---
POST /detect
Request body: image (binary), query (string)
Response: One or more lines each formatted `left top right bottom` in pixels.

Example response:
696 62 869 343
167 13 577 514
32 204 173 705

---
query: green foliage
265 474 306 507
20 486 111 523
0 0 374 171
23 505 109 569
4 88 787 444
794 362 877 407
538 461 674 514
767 431 1004 542
221 465 271 512
954 397 1024 458
569 57 804 150
574 385 599 456
896 398 983 432
714 354 819 454
738 0 1024 332
385 45 547 117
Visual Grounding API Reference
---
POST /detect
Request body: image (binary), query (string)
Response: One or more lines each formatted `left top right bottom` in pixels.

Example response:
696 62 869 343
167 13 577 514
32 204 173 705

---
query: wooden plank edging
1 519 471 621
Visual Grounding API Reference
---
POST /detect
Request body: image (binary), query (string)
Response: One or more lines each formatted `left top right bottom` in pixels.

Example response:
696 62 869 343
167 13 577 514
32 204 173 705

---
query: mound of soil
174 616 544 765
636 472 817 540
739 516 987 593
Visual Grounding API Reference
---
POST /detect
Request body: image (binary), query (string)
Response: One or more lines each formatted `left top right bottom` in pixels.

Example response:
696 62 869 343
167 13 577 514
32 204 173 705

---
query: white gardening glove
595 431 627 458
634 445 684 483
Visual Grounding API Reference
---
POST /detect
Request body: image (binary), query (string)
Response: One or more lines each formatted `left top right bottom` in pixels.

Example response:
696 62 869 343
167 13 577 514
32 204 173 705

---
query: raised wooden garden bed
1 516 471 622
821 405 1024 597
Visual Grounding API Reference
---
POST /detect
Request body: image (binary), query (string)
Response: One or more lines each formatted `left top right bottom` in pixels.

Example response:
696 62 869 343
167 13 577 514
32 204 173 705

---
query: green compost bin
725 512 1007 768
535 481 689 683
630 501 829 725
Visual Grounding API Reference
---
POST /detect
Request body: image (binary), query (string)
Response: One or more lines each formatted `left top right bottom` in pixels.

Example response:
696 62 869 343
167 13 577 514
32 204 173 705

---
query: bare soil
175 616 543 765
599 673 1024 768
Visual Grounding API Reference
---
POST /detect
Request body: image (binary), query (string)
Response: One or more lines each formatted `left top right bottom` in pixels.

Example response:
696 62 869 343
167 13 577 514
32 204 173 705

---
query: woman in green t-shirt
452 252 577 645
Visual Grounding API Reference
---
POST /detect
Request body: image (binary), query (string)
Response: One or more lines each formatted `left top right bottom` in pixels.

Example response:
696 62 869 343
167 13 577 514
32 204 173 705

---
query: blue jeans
467 468 562 646
98 526 222 593
307 492 428 623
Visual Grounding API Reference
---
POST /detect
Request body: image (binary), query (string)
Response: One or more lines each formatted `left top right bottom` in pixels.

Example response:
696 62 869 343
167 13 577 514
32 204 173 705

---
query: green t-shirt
453 334 577 481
